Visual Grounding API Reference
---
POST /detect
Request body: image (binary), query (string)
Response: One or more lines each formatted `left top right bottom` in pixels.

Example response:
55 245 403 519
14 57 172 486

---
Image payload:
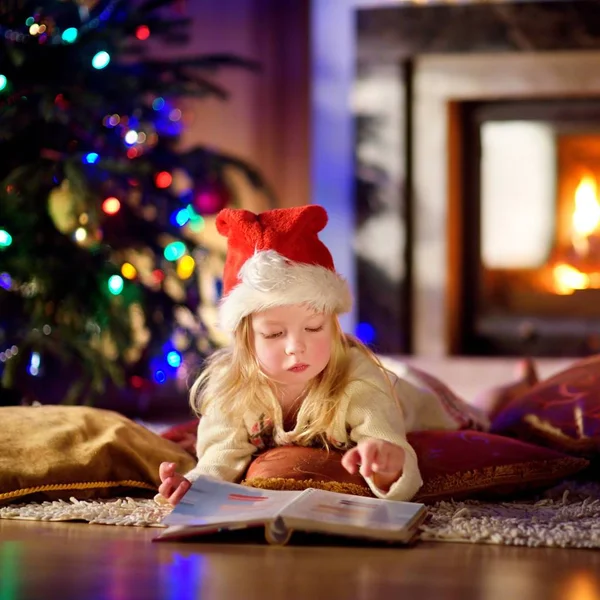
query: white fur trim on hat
219 250 352 331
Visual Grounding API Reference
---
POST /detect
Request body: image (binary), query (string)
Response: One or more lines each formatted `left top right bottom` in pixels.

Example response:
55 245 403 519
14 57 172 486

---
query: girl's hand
158 462 191 506
341 439 405 492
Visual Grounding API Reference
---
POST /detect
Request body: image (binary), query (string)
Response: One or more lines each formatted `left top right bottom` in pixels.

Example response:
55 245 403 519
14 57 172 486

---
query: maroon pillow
491 355 600 458
240 431 588 503
408 430 587 502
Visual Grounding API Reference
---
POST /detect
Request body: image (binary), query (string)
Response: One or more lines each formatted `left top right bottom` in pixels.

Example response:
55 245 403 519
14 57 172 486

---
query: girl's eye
306 326 323 333
263 332 283 339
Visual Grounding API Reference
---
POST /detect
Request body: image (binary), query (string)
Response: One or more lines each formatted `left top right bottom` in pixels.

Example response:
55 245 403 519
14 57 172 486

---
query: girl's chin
272 371 313 386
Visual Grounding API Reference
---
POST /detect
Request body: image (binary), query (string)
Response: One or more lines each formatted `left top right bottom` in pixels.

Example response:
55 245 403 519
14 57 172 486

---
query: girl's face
251 304 333 392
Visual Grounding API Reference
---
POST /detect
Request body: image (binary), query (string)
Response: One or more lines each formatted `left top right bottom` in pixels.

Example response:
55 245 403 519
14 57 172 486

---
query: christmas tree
0 0 274 406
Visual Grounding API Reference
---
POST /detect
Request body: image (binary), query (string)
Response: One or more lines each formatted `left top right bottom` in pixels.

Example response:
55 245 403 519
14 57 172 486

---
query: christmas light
62 28 78 43
124 130 138 145
152 97 165 111
0 75 7 92
130 376 144 389
25 17 34 26
355 322 376 345
54 94 68 110
121 262 137 280
74 227 87 243
84 152 99 164
0 273 11 290
0 345 18 363
154 370 166 384
102 197 121 215
173 207 190 227
176 255 195 280
135 25 150 40
169 109 182 122
28 351 41 376
164 241 186 262
0 229 12 247
189 219 205 233
92 51 111 70
155 171 172 189
166 350 182 368
107 275 124 295
187 206 205 232
152 269 165 283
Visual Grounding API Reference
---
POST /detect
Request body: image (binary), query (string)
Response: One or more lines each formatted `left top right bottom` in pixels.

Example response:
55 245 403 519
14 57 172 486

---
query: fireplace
460 99 600 356
355 1 600 357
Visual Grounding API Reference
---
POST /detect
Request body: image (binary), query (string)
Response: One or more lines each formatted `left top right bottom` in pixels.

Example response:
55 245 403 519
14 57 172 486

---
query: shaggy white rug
1 481 599 549
419 481 600 549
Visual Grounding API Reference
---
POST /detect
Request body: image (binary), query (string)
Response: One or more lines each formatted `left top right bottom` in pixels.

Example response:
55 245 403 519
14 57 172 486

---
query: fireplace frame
412 51 600 355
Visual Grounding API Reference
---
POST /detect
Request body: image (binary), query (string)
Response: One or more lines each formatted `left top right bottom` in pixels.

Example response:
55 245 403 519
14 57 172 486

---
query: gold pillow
0 405 195 504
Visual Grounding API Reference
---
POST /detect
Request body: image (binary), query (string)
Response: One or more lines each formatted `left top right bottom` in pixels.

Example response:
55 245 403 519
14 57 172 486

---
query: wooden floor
1 519 599 600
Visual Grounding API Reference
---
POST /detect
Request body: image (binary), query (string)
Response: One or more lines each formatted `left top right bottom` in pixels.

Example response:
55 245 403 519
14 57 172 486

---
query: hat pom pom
238 250 293 292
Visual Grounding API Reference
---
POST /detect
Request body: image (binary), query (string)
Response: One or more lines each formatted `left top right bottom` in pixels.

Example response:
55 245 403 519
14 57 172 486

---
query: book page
280 489 426 539
161 477 302 528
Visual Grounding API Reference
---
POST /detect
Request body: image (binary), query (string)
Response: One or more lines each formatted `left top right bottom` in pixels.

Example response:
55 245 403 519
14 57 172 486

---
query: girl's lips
288 364 309 373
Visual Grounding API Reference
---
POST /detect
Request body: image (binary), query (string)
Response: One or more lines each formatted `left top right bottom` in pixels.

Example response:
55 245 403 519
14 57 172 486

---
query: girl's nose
285 335 306 356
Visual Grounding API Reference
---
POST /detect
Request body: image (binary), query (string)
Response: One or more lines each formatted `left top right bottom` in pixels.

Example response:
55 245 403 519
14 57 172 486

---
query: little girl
158 204 465 505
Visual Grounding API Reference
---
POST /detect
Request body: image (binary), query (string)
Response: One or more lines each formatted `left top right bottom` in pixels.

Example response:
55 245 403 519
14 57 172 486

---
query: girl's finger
359 443 378 478
169 480 191 506
159 462 175 482
372 446 391 473
341 448 361 474
158 478 174 498
377 446 405 474
391 446 406 472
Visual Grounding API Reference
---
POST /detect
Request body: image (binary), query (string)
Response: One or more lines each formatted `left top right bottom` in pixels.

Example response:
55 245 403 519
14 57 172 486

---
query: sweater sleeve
184 405 256 484
345 361 423 502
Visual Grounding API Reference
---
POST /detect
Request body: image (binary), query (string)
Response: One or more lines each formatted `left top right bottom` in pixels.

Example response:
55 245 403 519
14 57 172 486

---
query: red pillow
241 431 588 503
408 430 587 502
245 445 371 497
491 355 600 458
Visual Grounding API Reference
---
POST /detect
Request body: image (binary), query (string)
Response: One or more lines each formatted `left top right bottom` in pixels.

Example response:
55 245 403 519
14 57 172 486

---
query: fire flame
552 263 589 295
572 175 600 251
552 175 600 294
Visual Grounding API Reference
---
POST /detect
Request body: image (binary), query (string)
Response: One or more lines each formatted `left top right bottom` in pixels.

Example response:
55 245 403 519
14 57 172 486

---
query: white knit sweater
185 348 461 502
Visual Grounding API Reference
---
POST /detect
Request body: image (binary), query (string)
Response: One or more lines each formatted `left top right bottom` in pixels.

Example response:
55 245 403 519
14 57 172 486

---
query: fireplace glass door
460 99 600 356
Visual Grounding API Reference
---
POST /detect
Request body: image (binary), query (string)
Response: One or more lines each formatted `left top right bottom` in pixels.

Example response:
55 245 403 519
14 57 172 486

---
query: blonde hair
189 313 395 447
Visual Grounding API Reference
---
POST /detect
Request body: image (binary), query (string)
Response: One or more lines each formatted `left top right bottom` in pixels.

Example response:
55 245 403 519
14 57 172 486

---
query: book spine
264 517 292 546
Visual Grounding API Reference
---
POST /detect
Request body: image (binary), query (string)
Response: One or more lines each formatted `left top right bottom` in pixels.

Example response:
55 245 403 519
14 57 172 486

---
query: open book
154 477 427 546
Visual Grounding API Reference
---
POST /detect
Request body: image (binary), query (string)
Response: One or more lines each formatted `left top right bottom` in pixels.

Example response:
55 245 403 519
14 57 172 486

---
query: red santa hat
215 205 352 331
